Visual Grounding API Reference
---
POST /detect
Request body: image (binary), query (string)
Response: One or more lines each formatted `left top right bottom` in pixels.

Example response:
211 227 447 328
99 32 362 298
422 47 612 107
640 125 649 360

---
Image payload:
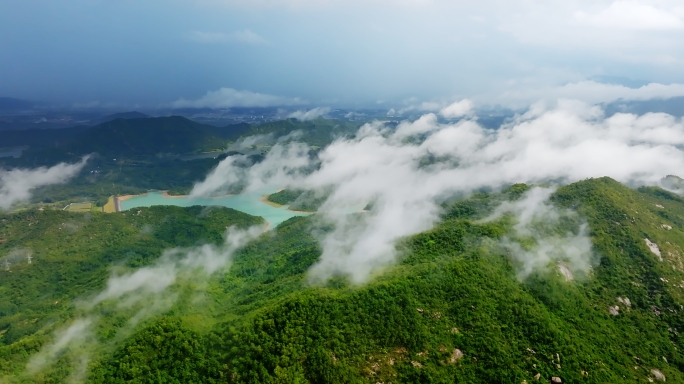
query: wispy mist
287 107 330 121
0 156 90 210
484 187 595 280
1 247 33 271
27 225 264 378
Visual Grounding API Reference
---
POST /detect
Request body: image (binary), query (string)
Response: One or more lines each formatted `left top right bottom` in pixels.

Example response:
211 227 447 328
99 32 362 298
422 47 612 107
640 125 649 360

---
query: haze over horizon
3 0 684 110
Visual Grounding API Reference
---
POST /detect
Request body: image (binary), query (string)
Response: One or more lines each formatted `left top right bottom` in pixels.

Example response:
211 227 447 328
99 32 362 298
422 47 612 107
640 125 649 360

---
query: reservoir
119 187 309 227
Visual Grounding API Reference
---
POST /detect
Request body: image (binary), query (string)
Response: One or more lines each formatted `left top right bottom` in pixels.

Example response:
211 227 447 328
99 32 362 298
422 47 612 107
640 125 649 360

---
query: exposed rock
551 377 562 383
533 373 541 380
449 349 464 364
661 224 672 230
609 305 620 316
417 308 424 313
449 327 460 334
651 369 666 381
645 239 663 261
558 264 573 281
656 204 665 208
411 361 423 368
617 297 632 307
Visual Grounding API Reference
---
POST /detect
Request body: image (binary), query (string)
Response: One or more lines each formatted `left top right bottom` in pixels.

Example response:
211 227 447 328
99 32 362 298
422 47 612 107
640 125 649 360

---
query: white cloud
190 142 311 197
172 88 307 108
188 29 269 45
483 187 595 280
575 1 684 30
287 107 330 121
492 81 684 109
192 101 684 284
440 99 473 118
0 157 90 210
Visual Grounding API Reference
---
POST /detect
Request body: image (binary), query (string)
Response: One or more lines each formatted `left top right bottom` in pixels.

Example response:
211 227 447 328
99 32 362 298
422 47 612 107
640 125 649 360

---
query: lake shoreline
261 193 316 214
118 188 310 227
162 192 187 199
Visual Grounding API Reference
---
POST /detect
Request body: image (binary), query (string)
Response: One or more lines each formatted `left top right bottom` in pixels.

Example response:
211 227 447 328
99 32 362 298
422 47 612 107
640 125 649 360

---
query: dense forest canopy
0 177 683 383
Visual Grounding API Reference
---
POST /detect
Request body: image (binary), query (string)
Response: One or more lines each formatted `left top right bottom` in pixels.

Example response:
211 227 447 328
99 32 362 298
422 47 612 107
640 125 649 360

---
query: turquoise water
120 188 309 227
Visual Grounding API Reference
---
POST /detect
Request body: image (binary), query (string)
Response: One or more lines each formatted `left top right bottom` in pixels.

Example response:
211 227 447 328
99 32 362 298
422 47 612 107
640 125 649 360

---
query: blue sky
2 0 684 109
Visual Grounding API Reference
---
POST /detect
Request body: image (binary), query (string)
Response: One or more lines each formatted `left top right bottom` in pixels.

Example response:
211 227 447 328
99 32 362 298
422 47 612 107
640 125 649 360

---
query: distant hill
0 97 35 112
0 125 90 149
1 116 240 164
605 96 684 117
204 122 252 141
68 116 228 157
97 111 149 124
0 117 363 166
239 118 363 147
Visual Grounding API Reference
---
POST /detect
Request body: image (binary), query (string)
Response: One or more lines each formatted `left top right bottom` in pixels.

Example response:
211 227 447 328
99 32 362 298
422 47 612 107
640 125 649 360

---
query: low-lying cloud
287 107 330 121
1 247 33 270
483 187 595 280
172 88 307 109
192 100 684 284
28 225 264 378
493 81 684 109
0 156 90 210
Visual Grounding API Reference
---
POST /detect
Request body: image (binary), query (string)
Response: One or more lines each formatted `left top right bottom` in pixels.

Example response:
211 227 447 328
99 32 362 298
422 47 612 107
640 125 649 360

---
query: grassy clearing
102 196 116 213
65 202 92 213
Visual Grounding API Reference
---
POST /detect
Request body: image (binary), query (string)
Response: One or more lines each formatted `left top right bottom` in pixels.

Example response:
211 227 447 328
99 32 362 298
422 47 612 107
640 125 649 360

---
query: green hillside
1 177 683 382
0 116 244 166
68 116 227 157
240 118 363 148
266 189 327 212
0 126 90 149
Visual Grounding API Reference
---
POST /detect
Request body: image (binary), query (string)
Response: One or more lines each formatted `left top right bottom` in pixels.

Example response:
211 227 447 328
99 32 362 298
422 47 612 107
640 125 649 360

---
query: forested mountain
1 117 361 167
0 126 90 149
1 178 684 383
60 116 227 157
0 116 229 164
239 118 363 147
0 97 35 112
97 111 149 124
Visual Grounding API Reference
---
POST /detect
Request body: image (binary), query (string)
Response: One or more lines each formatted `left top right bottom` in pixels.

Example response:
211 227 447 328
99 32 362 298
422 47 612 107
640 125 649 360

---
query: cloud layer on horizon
171 88 307 109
